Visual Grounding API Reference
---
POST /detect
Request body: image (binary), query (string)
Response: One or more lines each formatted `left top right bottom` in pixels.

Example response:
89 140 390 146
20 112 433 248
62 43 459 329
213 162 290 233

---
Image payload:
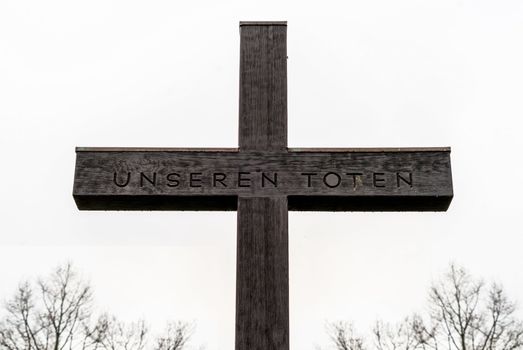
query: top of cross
240 21 287 26
73 22 453 212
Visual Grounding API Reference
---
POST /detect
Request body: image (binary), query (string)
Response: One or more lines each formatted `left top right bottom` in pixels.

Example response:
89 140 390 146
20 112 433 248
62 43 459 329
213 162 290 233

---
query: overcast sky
1 0 523 349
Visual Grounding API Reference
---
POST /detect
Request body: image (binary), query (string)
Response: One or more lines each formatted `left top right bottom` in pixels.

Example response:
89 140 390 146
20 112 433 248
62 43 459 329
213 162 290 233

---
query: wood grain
73 149 453 211
239 23 287 151
236 197 288 350
237 23 289 350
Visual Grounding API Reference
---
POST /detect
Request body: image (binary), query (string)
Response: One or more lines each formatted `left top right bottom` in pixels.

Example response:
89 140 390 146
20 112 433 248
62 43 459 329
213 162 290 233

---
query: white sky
1 0 523 349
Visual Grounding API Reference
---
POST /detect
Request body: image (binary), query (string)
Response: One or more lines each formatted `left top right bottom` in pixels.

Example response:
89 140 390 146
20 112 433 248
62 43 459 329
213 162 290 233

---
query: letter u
113 172 131 187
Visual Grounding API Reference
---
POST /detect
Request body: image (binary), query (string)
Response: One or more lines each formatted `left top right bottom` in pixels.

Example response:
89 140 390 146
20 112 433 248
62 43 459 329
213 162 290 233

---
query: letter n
396 172 413 188
140 172 157 187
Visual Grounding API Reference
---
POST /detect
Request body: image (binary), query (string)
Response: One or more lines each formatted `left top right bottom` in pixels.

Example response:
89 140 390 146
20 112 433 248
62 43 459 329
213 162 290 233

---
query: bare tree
0 264 194 350
0 263 93 350
89 316 193 350
373 317 425 350
154 322 193 350
327 265 523 350
425 265 523 350
327 321 366 350
93 315 148 350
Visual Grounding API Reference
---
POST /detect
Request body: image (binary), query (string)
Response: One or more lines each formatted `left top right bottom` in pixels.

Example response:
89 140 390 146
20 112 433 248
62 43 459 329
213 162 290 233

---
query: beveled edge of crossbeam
75 147 239 152
289 147 451 153
240 21 287 26
75 147 450 153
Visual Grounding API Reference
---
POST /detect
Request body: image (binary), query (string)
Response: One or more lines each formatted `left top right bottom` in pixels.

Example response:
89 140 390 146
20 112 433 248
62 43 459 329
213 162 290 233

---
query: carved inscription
112 171 414 190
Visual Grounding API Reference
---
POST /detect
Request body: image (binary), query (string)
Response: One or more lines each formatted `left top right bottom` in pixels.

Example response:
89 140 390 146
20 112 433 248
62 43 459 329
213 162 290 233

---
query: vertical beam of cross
236 22 289 350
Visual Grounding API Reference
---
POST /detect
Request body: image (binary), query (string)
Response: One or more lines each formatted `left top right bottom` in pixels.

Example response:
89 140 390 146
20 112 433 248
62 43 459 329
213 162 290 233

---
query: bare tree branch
0 264 194 350
327 265 523 350
327 321 366 350
154 322 193 350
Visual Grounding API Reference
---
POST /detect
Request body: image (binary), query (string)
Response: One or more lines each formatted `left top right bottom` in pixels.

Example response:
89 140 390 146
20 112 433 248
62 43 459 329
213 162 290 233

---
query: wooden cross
73 21 453 350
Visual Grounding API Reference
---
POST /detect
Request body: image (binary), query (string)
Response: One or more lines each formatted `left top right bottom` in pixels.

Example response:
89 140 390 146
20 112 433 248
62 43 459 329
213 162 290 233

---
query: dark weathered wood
239 23 287 151
72 21 454 350
73 149 453 210
237 23 289 350
236 196 288 350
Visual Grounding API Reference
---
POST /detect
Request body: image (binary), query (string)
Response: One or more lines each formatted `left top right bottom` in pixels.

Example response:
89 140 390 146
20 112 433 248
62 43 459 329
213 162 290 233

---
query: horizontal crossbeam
73 148 452 211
